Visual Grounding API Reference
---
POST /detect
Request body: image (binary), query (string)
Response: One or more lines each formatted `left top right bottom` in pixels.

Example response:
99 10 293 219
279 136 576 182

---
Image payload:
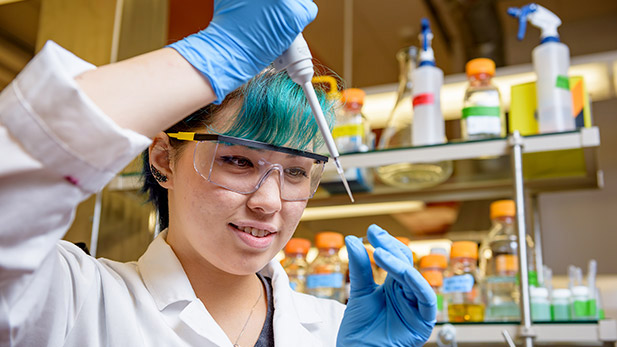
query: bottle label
413 93 434 107
306 273 344 289
442 274 475 293
461 106 500 118
290 282 298 291
555 75 570 90
436 293 444 311
332 124 364 138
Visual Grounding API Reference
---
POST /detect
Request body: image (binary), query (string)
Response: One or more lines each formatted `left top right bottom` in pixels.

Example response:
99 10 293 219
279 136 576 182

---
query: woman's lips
229 223 276 249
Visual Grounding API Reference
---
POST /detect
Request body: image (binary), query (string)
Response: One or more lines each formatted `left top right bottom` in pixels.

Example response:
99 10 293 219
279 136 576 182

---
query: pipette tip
334 157 355 203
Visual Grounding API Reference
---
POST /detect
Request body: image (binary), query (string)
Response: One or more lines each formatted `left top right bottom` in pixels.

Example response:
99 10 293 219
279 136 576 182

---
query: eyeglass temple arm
167 132 196 141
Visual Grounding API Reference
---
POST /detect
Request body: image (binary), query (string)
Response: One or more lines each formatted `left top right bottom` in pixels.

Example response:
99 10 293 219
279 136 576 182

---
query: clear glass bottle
443 241 485 322
420 254 449 322
306 232 347 303
461 58 505 140
479 200 520 321
281 238 311 293
321 88 374 193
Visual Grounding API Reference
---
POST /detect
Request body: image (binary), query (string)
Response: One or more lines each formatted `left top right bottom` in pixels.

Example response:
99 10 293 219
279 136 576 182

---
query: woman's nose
246 170 282 214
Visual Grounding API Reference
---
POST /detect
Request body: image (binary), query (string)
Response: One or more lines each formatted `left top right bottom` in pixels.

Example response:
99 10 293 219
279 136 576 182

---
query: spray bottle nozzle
418 18 435 66
508 3 562 42
508 3 538 40
420 18 432 52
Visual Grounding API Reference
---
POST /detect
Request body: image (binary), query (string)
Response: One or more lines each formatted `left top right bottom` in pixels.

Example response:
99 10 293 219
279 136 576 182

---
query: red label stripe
413 93 434 107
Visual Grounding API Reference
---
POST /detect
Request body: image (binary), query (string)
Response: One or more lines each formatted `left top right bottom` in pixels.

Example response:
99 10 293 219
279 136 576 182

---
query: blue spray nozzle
508 3 538 40
421 18 431 52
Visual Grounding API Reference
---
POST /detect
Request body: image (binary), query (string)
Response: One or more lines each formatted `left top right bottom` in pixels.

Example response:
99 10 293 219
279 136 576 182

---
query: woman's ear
149 132 174 189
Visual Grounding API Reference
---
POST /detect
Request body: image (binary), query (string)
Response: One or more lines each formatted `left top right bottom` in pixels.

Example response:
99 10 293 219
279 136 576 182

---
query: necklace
232 284 264 347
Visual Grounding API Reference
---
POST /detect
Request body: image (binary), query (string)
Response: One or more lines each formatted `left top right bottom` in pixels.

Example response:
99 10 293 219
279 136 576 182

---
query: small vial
571 286 591 320
443 241 485 322
461 58 505 140
530 287 551 322
306 232 347 303
420 254 449 322
551 288 572 321
281 238 311 293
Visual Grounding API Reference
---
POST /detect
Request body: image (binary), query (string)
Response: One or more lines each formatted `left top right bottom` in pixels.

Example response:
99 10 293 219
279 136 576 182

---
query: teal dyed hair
215 67 336 151
143 66 340 229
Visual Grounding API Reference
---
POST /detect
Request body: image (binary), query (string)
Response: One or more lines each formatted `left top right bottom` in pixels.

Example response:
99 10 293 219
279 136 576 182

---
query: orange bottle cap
315 231 344 249
450 241 478 259
466 58 496 77
419 254 448 269
421 270 443 287
490 199 516 220
495 254 519 273
341 88 366 106
284 238 311 254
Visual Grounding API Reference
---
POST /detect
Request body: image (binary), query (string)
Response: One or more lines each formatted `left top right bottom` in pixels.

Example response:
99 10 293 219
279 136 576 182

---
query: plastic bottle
281 238 311 293
443 241 484 322
571 286 591 320
320 88 374 194
461 58 506 140
551 288 572 321
412 18 446 146
508 3 575 133
479 200 520 321
306 232 347 303
530 286 551 322
420 254 449 322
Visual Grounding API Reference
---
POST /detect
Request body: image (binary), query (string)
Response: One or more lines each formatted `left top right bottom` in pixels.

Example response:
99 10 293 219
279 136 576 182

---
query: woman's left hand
337 224 436 347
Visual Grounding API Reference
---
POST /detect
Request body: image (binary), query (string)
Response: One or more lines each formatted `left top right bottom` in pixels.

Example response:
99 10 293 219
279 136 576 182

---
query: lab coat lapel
262 261 325 347
178 299 234 347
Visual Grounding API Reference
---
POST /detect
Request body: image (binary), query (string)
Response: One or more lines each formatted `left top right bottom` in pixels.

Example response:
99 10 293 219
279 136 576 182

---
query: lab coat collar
138 230 232 346
138 231 331 346
261 261 325 346
137 230 197 311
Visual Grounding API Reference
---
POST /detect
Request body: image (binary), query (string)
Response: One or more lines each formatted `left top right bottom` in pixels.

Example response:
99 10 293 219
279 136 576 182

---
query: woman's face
164 117 308 276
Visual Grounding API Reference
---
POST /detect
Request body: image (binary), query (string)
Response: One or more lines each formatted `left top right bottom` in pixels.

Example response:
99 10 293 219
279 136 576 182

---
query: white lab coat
0 41 345 347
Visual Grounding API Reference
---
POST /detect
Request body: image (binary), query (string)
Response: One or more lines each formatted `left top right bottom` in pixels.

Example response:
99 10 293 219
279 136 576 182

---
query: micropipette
274 34 355 203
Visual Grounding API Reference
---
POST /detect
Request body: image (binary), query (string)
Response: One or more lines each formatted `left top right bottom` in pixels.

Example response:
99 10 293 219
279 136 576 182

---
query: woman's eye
285 167 308 178
221 155 253 168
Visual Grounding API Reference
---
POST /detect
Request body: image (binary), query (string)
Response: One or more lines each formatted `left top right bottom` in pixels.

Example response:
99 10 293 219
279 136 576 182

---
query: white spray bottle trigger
508 3 562 41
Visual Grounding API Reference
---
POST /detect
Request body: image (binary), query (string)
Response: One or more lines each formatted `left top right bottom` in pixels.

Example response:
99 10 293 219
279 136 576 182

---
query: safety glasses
167 132 328 201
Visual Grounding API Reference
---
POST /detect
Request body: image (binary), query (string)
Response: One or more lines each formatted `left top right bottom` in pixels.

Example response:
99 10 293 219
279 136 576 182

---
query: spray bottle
411 18 445 146
508 3 575 133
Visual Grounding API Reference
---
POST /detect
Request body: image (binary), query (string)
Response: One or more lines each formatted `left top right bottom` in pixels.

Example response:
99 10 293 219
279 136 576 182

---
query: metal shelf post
510 131 535 347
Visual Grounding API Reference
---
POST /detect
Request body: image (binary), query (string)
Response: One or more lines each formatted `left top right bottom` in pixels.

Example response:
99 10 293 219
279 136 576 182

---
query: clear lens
193 141 325 200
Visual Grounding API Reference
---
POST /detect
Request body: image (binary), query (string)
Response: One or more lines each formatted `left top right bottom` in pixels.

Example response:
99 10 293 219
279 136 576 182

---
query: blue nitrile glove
337 224 437 347
168 0 317 104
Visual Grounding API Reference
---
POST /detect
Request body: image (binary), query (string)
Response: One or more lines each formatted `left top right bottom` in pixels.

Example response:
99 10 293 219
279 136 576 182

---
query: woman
0 1 435 346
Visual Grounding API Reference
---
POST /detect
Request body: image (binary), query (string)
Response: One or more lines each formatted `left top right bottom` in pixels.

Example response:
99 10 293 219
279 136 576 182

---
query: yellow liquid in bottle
448 303 485 322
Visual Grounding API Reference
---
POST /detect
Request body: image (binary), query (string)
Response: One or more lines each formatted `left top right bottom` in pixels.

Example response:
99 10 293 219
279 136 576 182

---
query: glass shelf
311 127 601 206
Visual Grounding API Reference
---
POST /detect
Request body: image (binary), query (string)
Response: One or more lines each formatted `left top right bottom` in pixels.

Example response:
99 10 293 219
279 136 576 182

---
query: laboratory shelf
312 127 601 206
427 319 617 346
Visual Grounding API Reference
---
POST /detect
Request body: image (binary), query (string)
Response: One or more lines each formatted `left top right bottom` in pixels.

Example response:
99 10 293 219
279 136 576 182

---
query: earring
150 164 168 183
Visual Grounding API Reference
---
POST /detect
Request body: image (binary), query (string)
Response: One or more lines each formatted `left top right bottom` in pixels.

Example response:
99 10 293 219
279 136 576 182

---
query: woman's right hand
168 0 318 104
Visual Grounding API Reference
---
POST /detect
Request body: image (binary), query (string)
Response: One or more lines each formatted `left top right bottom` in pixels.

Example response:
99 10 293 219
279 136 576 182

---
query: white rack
428 320 617 346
